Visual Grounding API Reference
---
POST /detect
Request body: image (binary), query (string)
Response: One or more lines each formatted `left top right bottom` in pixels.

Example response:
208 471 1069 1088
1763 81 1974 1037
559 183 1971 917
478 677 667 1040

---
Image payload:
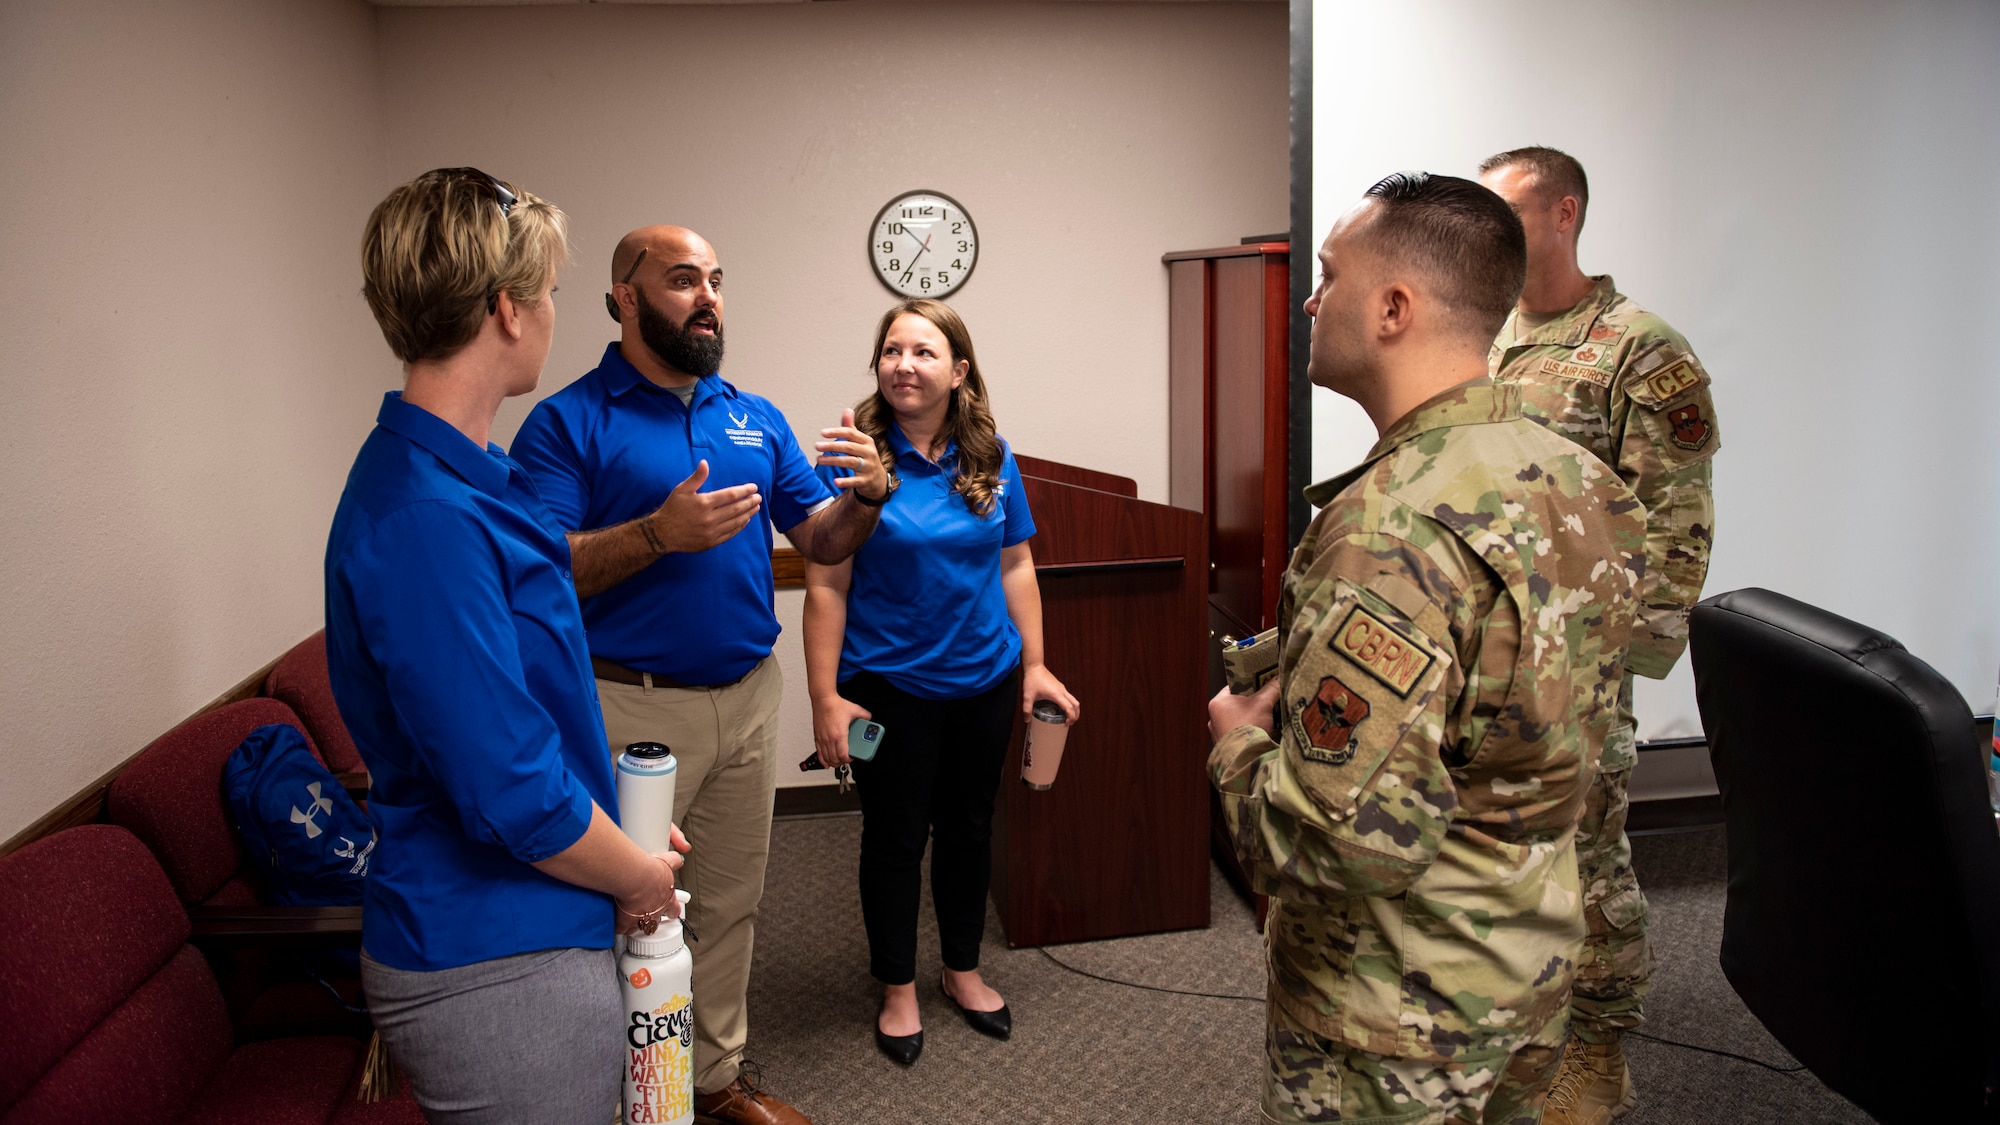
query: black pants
842 666 1020 985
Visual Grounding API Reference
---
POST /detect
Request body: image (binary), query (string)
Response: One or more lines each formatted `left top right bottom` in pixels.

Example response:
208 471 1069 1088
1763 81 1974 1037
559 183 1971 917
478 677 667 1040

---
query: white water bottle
617 742 678 854
621 889 694 1125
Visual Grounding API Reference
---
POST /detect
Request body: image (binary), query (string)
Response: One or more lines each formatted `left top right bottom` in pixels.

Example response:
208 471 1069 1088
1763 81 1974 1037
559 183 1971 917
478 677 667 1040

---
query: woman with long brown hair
802 299 1078 1065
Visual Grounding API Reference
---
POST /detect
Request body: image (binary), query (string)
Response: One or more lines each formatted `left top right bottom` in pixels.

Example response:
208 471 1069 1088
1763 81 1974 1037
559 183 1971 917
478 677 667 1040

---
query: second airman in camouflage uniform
1210 173 1646 1124
1480 147 1721 1124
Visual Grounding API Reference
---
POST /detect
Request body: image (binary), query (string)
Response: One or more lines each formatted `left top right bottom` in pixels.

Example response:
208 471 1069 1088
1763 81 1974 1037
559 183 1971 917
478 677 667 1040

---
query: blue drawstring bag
223 723 374 907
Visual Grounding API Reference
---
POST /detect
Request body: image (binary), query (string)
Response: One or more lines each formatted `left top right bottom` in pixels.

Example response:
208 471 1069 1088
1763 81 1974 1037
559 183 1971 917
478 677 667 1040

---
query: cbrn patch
1329 605 1437 698
1296 675 1370 765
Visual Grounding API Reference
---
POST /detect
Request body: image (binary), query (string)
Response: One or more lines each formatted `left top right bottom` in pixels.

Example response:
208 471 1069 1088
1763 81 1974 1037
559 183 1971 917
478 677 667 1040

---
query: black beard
636 289 725 379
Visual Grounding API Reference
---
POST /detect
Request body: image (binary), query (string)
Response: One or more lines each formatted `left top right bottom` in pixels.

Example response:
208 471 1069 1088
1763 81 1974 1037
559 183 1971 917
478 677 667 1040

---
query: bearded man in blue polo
512 226 889 1125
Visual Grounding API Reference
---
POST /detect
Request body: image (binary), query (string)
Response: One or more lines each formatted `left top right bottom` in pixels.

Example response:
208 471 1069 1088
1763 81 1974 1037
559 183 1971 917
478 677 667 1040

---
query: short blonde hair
361 168 569 364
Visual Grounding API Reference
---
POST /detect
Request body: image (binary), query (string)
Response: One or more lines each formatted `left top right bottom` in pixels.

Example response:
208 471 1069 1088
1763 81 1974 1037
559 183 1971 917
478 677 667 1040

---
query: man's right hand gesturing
644 459 761 555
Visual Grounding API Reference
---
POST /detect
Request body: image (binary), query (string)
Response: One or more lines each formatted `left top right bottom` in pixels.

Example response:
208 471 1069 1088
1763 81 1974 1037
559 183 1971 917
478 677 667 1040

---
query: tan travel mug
1021 700 1070 789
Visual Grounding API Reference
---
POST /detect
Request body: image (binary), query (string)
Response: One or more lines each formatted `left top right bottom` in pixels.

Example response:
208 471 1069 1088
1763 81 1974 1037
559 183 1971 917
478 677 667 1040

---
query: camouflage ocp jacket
1210 379 1646 1062
1490 275 1719 689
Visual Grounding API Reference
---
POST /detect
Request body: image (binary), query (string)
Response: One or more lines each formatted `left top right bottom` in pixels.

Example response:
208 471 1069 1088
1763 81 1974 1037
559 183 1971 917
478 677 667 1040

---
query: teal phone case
847 718 884 761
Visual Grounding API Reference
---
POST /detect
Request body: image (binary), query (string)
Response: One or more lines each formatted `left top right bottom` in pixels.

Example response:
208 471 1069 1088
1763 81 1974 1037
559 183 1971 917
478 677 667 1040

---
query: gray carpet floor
739 816 1870 1124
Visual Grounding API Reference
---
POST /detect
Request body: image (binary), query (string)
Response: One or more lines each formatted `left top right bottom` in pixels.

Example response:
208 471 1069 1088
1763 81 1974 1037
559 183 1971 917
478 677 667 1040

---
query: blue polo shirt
512 343 836 684
822 426 1036 699
324 393 616 973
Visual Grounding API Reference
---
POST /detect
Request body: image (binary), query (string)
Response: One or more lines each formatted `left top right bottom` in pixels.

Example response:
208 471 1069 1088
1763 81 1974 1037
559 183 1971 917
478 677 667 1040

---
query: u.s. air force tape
1328 605 1436 698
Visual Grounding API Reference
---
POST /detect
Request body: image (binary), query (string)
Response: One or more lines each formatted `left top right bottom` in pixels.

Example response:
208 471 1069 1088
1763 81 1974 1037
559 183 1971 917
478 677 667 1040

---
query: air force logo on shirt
725 409 764 449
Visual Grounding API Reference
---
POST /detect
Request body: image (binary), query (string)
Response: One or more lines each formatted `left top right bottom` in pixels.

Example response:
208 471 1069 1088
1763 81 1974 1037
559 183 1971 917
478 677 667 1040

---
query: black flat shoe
874 1025 923 1065
939 972 1012 1040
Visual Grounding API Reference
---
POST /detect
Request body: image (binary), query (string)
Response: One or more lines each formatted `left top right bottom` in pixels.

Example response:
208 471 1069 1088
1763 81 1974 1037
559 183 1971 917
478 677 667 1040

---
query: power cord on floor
1037 947 1261 1002
1039 948 1811 1074
1625 1030 1807 1074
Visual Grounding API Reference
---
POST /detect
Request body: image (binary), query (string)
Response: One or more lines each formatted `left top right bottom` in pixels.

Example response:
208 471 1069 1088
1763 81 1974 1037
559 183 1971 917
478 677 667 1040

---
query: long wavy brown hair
856 299 1003 516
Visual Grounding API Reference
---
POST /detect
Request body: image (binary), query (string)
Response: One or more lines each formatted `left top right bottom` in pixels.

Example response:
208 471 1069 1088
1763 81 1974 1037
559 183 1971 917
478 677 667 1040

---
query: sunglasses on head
444 166 516 218
441 168 518 314
605 248 650 322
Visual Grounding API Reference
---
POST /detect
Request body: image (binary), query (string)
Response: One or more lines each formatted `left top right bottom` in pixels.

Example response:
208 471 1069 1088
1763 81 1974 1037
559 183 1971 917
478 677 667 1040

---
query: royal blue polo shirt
325 392 616 973
821 426 1036 700
512 343 836 684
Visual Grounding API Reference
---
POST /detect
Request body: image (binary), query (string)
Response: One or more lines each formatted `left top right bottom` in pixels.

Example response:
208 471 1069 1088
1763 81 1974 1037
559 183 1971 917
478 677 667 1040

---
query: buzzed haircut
1360 171 1527 342
1479 145 1590 235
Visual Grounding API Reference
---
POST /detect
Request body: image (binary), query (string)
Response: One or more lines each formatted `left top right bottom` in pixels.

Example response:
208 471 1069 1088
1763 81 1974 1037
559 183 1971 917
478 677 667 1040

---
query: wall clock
869 190 977 299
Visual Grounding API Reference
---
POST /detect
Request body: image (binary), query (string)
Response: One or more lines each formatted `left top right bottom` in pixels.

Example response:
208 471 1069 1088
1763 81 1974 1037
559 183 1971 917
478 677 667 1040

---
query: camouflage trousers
1570 674 1652 1043
1263 1001 1561 1124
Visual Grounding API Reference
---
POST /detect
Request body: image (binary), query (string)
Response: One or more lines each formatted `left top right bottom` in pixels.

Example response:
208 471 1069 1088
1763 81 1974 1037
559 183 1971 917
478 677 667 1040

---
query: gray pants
362 946 621 1124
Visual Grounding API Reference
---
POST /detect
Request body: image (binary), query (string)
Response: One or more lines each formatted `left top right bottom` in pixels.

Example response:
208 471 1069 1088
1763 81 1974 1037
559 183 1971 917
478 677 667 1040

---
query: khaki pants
597 657 780 1095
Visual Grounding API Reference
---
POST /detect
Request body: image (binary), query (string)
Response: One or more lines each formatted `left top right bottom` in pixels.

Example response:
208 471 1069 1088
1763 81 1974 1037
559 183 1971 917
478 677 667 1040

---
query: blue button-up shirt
512 343 836 684
821 426 1036 699
325 393 615 972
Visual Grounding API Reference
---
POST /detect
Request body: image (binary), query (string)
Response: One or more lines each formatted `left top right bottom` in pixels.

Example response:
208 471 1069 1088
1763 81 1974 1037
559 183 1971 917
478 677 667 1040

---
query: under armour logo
290 782 335 839
729 411 749 428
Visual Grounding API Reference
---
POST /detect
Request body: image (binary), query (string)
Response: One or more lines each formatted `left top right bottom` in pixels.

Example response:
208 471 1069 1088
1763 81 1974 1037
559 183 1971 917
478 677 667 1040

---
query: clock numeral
957 241 969 253
879 241 894 254
937 273 949 286
888 259 900 272
951 259 963 270
901 271 915 284
888 222 906 235
950 222 963 234
919 276 932 291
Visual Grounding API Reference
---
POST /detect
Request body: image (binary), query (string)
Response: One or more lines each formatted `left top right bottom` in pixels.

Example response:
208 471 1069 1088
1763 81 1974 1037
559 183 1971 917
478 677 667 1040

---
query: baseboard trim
773 785 861 819
1628 794 1724 836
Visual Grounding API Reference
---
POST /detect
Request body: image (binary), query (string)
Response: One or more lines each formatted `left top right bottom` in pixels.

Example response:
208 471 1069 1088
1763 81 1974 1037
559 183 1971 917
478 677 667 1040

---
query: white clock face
870 191 976 299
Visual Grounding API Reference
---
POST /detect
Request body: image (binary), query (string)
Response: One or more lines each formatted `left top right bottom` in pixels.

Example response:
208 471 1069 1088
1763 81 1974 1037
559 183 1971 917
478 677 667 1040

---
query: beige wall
0 0 386 839
379 2 1287 788
0 0 1287 836
377 2 1289 492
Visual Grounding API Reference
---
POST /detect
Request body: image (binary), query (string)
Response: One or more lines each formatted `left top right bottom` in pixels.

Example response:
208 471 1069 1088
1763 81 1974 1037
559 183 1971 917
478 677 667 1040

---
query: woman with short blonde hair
330 167 684 1123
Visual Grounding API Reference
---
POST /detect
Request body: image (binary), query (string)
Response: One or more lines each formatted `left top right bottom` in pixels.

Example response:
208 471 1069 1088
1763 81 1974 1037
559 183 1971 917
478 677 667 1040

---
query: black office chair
1690 587 2000 1123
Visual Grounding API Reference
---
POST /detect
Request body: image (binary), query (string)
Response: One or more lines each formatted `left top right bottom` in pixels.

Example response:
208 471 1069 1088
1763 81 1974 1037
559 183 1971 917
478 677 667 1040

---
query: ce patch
1292 676 1370 765
1641 358 1701 405
1329 605 1437 698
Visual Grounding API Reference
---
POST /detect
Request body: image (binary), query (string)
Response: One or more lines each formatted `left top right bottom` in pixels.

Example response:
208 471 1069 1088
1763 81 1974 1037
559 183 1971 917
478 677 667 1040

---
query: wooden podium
990 455 1210 947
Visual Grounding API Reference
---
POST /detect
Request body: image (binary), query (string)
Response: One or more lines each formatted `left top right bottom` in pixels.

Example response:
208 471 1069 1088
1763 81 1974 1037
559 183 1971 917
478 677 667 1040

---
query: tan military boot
1542 1032 1635 1125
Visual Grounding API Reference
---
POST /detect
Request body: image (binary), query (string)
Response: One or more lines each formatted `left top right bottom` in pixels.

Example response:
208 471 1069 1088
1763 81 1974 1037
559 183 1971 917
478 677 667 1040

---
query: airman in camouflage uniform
1479 148 1720 1125
1210 172 1646 1124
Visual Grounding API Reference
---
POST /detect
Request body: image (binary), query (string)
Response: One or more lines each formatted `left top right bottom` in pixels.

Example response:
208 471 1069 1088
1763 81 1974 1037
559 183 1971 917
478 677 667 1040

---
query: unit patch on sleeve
1640 358 1701 405
1292 676 1371 765
1668 403 1712 450
1329 605 1437 698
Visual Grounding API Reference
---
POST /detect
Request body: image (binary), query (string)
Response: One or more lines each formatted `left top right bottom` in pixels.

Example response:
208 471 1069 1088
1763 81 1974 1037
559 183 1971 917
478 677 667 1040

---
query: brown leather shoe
693 1064 813 1125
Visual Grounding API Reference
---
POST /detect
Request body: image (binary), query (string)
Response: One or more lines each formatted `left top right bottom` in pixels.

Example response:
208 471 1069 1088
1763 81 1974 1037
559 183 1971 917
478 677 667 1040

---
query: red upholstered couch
106 697 367 1041
264 631 365 780
0 825 420 1124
